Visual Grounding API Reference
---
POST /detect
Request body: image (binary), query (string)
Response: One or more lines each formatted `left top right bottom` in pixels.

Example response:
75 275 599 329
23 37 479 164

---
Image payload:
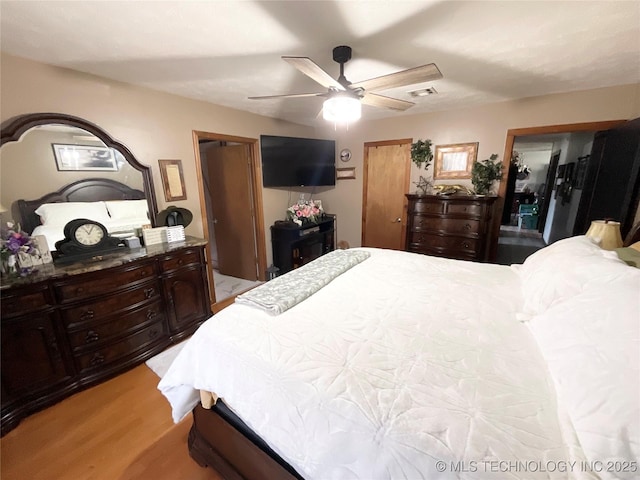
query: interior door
362 140 411 249
206 144 258 280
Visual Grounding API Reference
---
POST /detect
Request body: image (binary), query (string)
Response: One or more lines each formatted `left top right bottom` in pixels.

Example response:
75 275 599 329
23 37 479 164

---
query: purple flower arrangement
1 221 36 276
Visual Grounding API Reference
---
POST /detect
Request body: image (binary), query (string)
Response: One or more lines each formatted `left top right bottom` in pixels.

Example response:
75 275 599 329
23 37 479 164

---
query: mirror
0 113 158 249
433 142 478 180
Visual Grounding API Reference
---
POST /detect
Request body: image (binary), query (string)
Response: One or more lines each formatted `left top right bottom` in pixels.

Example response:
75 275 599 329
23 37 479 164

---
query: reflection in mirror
0 113 157 251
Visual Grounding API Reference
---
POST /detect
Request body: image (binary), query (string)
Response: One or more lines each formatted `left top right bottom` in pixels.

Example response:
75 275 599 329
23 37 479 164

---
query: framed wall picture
52 144 118 171
574 155 589 189
433 142 478 179
336 167 356 180
159 159 187 201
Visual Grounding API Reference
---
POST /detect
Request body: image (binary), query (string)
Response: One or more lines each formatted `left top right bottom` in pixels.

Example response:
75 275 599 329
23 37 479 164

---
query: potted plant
411 139 433 170
471 154 503 195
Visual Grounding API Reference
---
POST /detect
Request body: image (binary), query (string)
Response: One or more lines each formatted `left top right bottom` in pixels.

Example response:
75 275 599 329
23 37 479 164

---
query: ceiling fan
249 46 443 121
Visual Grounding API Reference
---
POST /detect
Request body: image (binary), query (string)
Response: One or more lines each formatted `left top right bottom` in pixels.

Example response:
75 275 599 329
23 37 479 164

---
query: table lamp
585 219 623 250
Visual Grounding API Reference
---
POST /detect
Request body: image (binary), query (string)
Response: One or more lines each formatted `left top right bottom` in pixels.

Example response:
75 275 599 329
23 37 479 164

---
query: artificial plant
411 139 433 170
471 154 503 195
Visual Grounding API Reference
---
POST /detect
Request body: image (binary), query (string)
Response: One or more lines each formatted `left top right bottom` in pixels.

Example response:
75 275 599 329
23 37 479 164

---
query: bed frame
17 178 146 234
189 403 301 480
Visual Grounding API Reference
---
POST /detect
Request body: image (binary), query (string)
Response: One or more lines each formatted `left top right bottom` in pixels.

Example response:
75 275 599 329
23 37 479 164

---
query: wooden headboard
17 178 146 234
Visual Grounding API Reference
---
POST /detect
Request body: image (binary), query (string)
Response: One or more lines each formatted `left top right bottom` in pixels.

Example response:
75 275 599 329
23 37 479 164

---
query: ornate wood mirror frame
433 142 478 180
0 112 158 228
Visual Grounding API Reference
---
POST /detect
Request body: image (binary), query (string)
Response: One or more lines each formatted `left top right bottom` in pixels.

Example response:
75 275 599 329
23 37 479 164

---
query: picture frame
52 144 118 171
573 155 589 190
336 167 356 180
433 142 478 180
159 159 187 201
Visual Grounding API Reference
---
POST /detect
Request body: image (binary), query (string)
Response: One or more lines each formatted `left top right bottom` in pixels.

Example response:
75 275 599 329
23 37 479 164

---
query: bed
17 178 150 251
159 235 640 480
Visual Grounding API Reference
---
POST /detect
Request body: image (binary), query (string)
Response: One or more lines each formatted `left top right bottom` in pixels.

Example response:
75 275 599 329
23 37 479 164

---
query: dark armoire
574 118 640 238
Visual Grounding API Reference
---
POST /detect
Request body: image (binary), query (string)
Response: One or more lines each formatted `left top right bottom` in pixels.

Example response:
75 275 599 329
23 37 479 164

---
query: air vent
409 87 438 97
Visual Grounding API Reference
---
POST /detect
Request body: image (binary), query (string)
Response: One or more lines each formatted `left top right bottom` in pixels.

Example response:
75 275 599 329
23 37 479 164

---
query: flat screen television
260 135 336 187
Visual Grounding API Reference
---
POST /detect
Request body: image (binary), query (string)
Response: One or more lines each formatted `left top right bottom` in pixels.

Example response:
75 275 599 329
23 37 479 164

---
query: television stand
271 216 335 274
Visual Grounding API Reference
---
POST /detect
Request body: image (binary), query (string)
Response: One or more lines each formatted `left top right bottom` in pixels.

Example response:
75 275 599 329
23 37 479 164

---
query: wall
543 134 595 243
3 52 639 256
0 52 313 265
316 84 640 248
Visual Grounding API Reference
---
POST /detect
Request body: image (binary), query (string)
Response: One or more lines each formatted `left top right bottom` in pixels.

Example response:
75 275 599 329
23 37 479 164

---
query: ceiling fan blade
282 56 346 91
362 93 415 111
351 63 442 92
248 92 326 100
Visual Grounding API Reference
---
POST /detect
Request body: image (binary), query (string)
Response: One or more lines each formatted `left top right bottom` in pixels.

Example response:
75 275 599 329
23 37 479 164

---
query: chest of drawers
405 194 497 262
1 241 211 435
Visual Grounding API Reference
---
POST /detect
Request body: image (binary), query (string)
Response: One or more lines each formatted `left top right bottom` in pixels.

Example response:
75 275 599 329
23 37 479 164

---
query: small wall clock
339 148 352 162
55 218 122 263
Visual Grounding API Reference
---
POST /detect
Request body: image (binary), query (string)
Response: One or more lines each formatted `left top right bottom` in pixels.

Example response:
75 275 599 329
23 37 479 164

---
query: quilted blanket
235 249 370 315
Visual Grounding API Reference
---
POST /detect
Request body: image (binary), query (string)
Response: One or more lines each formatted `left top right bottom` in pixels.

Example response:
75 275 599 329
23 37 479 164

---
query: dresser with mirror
0 113 211 435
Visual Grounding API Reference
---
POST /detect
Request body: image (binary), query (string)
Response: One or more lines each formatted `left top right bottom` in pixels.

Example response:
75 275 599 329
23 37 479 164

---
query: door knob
394 217 402 223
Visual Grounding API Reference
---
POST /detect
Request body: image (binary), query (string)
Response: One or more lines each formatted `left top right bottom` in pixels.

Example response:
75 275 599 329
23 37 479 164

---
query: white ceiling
1 1 639 127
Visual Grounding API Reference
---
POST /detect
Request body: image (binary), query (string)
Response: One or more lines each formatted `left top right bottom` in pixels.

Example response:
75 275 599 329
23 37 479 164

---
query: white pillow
528 272 640 476
105 200 149 221
514 235 627 314
35 201 110 226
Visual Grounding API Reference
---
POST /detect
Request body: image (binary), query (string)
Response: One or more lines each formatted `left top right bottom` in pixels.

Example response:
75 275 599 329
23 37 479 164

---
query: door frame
489 119 627 259
192 131 267 312
362 138 412 248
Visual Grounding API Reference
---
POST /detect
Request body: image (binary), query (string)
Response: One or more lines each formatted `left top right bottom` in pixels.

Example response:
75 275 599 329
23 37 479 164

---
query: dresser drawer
409 233 479 253
411 200 445 214
160 250 201 272
446 202 483 216
67 300 163 350
54 262 156 302
61 281 161 329
1 287 53 317
411 216 480 234
74 320 166 373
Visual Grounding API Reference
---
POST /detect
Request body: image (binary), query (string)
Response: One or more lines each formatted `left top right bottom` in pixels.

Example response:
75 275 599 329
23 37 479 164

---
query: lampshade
585 219 623 250
323 94 361 124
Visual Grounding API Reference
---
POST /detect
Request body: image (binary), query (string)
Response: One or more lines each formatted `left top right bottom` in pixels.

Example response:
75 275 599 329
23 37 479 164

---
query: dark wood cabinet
405 194 497 262
271 217 335 274
161 250 210 338
1 242 211 435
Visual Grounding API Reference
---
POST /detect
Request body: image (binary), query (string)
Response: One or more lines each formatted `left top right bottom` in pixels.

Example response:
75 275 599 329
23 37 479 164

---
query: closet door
362 139 411 250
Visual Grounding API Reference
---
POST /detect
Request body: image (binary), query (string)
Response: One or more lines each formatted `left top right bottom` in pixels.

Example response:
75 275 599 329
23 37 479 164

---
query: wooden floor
1 364 223 480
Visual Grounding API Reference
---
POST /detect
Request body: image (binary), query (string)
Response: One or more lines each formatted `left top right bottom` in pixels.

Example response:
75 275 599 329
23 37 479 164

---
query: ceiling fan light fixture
323 94 361 123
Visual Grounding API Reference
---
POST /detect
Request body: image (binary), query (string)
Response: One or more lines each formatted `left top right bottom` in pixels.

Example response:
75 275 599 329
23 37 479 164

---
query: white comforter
160 247 586 479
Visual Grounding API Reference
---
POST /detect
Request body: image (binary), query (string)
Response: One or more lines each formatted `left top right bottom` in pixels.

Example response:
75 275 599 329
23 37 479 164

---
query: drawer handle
76 287 85 294
146 310 156 320
464 223 472 230
418 219 424 225
139 270 147 277
90 353 105 366
177 259 184 266
144 288 155 299
462 242 471 249
149 329 159 339
80 309 95 321
85 330 99 343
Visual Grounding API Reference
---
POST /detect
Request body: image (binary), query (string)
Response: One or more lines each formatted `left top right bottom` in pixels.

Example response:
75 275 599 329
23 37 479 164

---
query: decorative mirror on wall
0 113 158 251
433 142 478 180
